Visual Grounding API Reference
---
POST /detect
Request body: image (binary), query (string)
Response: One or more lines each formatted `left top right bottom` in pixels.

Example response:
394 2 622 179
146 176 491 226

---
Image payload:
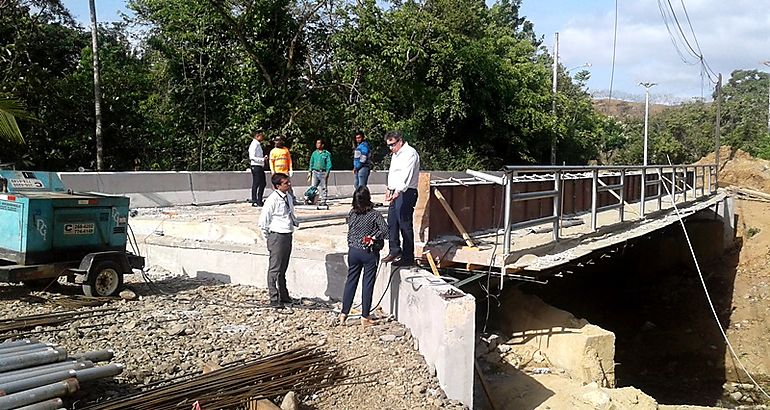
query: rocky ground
0 269 464 409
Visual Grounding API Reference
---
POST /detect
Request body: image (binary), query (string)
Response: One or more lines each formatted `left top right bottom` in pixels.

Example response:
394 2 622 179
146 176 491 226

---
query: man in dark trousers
258 173 299 308
381 131 420 267
248 129 267 206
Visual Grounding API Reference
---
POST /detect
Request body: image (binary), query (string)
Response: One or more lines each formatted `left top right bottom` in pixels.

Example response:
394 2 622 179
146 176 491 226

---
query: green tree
720 69 770 157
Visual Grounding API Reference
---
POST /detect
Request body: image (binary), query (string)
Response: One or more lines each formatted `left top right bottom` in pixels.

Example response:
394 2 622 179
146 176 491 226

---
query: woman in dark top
339 186 389 327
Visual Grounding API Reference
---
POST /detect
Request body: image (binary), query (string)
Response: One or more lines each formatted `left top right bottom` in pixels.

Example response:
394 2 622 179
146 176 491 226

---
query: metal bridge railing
497 164 718 256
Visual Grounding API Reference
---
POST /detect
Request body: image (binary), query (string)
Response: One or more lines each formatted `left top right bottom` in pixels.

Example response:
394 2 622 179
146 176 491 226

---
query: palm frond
0 95 35 144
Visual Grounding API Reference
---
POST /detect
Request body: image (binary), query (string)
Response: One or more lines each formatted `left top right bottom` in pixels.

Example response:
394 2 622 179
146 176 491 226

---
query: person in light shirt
258 173 299 308
381 131 420 266
248 129 267 207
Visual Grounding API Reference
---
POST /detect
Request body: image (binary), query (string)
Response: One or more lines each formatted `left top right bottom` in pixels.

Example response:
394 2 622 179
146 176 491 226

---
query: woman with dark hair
338 186 388 327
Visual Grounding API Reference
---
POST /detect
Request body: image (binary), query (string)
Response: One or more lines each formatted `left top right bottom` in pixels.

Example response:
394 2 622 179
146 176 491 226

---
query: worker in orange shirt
269 136 296 201
269 136 293 176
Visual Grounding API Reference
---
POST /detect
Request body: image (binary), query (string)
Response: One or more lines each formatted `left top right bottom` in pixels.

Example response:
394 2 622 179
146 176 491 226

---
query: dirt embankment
699 146 770 399
697 146 770 193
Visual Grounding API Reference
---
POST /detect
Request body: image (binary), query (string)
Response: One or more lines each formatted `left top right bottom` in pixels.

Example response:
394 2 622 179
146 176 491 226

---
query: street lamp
639 82 657 166
763 61 770 135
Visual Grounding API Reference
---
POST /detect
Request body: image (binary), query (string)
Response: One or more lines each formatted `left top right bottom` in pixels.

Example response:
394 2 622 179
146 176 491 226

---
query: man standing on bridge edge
308 138 332 205
248 129 267 207
381 131 420 267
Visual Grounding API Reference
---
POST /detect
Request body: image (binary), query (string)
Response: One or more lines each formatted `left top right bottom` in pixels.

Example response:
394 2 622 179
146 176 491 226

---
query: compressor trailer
0 171 144 296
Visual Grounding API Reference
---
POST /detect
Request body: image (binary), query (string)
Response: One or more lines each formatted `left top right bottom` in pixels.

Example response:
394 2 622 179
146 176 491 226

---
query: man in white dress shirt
248 129 267 207
381 131 420 266
258 173 299 307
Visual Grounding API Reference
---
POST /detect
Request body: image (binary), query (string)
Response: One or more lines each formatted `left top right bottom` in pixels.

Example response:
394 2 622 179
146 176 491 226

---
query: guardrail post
657 167 663 211
691 166 697 198
683 166 688 202
553 171 561 241
671 166 677 203
503 173 512 256
591 169 598 231
639 168 647 219
619 169 625 222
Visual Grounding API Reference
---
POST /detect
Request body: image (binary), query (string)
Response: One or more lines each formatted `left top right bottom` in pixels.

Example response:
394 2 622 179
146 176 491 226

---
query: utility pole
715 73 722 186
89 0 104 171
550 32 559 165
639 82 656 166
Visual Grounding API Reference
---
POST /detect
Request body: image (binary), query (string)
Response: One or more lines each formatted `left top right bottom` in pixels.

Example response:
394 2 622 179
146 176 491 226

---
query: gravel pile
0 270 466 409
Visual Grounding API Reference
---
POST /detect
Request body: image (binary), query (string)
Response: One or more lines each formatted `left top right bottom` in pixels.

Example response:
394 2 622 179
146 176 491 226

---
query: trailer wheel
83 260 124 297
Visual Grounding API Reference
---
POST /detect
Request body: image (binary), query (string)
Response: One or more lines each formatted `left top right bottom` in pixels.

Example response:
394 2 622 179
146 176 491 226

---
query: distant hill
592 98 671 121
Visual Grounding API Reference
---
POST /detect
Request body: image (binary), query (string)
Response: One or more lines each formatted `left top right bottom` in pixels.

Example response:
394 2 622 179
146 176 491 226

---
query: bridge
416 163 731 285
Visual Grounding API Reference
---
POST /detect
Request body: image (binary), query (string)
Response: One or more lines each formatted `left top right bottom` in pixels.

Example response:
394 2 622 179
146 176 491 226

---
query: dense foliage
2 0 768 170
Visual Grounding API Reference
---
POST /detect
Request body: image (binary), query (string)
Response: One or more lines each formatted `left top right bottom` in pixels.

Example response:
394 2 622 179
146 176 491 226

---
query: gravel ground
0 269 466 409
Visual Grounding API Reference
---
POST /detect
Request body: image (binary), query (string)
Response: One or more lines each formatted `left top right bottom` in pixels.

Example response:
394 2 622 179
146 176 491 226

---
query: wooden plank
434 189 476 248
414 172 432 242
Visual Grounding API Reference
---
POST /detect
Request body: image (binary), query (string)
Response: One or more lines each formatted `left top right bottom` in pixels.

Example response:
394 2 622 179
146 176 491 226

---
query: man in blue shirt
353 130 372 189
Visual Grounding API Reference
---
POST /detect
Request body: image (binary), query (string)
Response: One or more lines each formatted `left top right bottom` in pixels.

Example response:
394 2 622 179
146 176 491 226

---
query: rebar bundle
0 308 119 335
81 346 370 410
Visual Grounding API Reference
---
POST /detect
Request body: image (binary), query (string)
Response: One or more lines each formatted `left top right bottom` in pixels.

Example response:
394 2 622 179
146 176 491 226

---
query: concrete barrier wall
59 170 472 208
374 268 475 407
58 170 414 208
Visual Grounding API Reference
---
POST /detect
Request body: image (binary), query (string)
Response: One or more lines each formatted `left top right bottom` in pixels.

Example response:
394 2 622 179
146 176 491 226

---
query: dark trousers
387 188 418 261
251 165 266 204
267 232 292 303
341 247 379 318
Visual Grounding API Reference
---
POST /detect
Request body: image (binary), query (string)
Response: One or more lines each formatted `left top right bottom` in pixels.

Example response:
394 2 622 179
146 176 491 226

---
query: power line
657 0 699 65
662 0 719 84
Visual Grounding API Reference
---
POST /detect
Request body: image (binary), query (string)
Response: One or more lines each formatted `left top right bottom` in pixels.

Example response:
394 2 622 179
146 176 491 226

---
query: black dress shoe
382 253 401 263
280 297 298 305
269 300 284 309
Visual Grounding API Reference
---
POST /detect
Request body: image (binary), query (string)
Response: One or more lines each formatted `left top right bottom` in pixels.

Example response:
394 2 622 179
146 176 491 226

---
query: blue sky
63 0 770 102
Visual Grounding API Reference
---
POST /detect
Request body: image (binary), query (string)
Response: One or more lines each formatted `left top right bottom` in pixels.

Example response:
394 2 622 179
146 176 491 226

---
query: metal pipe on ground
0 361 94 384
0 339 39 351
75 363 123 382
0 378 79 410
13 398 64 410
0 363 122 395
0 343 53 356
73 349 114 363
0 348 68 372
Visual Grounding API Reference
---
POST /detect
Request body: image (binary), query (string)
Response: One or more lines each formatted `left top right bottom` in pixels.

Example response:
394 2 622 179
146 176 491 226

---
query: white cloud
547 0 770 100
